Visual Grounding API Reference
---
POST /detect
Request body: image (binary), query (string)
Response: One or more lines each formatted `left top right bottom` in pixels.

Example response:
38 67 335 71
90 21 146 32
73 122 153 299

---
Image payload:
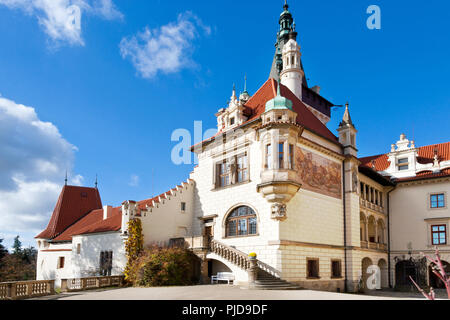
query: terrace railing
0 280 55 300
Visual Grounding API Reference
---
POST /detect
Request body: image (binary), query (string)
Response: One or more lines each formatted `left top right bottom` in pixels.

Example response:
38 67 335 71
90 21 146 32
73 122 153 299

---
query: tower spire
65 170 68 186
95 174 98 189
244 74 247 93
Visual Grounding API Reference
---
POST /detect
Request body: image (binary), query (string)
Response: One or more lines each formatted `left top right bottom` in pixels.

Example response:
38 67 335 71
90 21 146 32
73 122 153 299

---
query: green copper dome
265 81 293 112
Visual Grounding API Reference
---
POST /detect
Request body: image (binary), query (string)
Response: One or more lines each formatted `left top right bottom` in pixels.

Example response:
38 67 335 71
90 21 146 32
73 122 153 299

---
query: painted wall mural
294 147 342 199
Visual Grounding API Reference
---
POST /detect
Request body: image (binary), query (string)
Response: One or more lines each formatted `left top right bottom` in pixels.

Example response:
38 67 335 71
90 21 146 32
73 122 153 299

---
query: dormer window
397 158 409 171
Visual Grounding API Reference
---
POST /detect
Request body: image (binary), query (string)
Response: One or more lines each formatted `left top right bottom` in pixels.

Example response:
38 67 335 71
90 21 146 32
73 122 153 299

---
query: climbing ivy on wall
124 218 143 282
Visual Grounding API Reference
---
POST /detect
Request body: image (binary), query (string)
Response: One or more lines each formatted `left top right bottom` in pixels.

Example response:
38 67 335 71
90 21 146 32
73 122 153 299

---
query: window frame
430 193 446 209
331 260 342 279
265 144 272 169
57 257 65 269
225 206 258 238
218 161 231 188
237 153 249 183
397 158 409 171
431 224 447 245
306 258 320 279
278 142 284 169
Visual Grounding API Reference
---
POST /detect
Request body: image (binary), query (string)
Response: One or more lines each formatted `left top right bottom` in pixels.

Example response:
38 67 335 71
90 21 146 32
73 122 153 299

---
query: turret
337 103 358 157
256 80 302 221
280 31 303 100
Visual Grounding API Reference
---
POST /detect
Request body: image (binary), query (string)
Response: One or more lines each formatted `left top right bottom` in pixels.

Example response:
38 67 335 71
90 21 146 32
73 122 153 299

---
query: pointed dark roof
245 78 338 143
36 185 103 240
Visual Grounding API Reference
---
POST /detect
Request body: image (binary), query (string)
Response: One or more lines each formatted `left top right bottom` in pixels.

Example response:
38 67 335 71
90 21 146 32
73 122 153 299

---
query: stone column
247 257 258 289
200 259 210 284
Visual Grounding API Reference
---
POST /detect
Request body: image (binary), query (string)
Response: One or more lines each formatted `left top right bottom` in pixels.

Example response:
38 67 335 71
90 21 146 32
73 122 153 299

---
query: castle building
36 3 450 292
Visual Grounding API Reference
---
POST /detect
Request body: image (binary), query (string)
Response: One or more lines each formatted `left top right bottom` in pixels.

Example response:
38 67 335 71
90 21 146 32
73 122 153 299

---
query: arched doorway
378 259 388 288
429 261 450 289
361 257 373 290
395 260 418 288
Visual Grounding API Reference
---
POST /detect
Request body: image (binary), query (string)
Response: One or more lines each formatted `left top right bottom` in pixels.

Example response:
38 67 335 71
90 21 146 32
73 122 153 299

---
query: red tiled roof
52 206 122 241
190 78 339 150
395 168 450 182
359 142 450 171
36 186 102 240
76 209 122 236
244 79 339 143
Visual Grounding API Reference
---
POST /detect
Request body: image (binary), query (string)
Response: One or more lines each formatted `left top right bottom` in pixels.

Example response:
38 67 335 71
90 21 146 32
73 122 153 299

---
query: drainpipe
342 161 348 293
387 188 394 288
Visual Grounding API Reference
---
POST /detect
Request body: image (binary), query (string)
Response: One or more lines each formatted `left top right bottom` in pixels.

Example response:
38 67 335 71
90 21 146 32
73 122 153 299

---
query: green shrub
128 246 200 287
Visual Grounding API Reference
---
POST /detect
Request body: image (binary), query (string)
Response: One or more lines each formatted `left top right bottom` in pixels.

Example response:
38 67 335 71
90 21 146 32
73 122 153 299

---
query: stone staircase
252 269 302 290
209 240 301 290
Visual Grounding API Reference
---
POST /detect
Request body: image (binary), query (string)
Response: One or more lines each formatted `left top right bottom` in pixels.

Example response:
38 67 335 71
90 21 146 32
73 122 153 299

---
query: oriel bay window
265 144 272 169
278 143 284 169
226 206 257 237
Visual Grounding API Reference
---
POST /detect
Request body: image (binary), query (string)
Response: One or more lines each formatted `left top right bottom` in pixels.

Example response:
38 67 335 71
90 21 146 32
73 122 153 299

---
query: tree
12 235 22 256
0 238 8 261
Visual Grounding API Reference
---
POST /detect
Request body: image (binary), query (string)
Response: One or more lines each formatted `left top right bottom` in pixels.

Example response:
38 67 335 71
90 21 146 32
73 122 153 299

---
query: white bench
211 272 235 285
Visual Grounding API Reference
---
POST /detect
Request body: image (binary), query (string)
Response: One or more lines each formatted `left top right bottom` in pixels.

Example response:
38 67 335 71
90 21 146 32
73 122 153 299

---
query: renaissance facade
35 3 450 292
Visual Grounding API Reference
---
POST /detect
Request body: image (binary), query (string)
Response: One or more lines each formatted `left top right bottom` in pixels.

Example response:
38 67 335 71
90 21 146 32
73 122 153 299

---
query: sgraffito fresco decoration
295 147 342 199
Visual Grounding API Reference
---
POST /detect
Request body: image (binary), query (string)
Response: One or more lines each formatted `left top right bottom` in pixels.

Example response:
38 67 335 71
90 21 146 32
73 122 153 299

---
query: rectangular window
431 194 445 208
58 257 65 269
266 144 272 169
278 143 284 169
219 162 231 187
76 243 81 254
331 260 342 278
398 158 409 171
230 117 235 126
288 144 294 169
307 259 319 278
432 225 447 245
237 154 248 183
181 202 186 212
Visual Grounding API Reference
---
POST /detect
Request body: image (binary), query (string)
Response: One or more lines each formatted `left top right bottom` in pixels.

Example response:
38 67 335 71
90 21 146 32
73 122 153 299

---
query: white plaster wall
71 232 126 278
139 181 195 246
36 241 73 288
390 180 450 253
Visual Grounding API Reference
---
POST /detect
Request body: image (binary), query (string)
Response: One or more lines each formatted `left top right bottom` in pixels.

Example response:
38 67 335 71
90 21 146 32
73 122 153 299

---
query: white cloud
128 174 139 187
0 0 123 46
119 12 210 79
0 95 80 249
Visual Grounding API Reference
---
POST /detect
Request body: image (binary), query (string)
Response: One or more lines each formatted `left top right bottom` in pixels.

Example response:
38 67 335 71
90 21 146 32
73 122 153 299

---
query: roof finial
276 79 281 96
65 170 68 186
284 0 288 10
244 74 247 92
95 174 98 189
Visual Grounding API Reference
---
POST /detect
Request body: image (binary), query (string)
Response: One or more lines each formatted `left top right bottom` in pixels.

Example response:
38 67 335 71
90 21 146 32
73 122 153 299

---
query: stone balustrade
0 280 55 300
61 275 125 292
210 240 251 270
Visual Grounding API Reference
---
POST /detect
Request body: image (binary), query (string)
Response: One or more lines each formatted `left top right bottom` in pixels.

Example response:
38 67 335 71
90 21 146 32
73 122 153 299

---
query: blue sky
0 0 449 249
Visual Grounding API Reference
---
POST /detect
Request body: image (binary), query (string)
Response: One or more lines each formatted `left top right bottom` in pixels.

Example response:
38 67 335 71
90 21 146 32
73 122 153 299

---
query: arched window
225 206 257 237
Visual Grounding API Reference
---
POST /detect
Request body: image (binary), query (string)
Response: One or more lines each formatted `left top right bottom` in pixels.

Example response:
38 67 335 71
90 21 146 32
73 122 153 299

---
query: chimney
103 205 112 220
311 85 321 95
